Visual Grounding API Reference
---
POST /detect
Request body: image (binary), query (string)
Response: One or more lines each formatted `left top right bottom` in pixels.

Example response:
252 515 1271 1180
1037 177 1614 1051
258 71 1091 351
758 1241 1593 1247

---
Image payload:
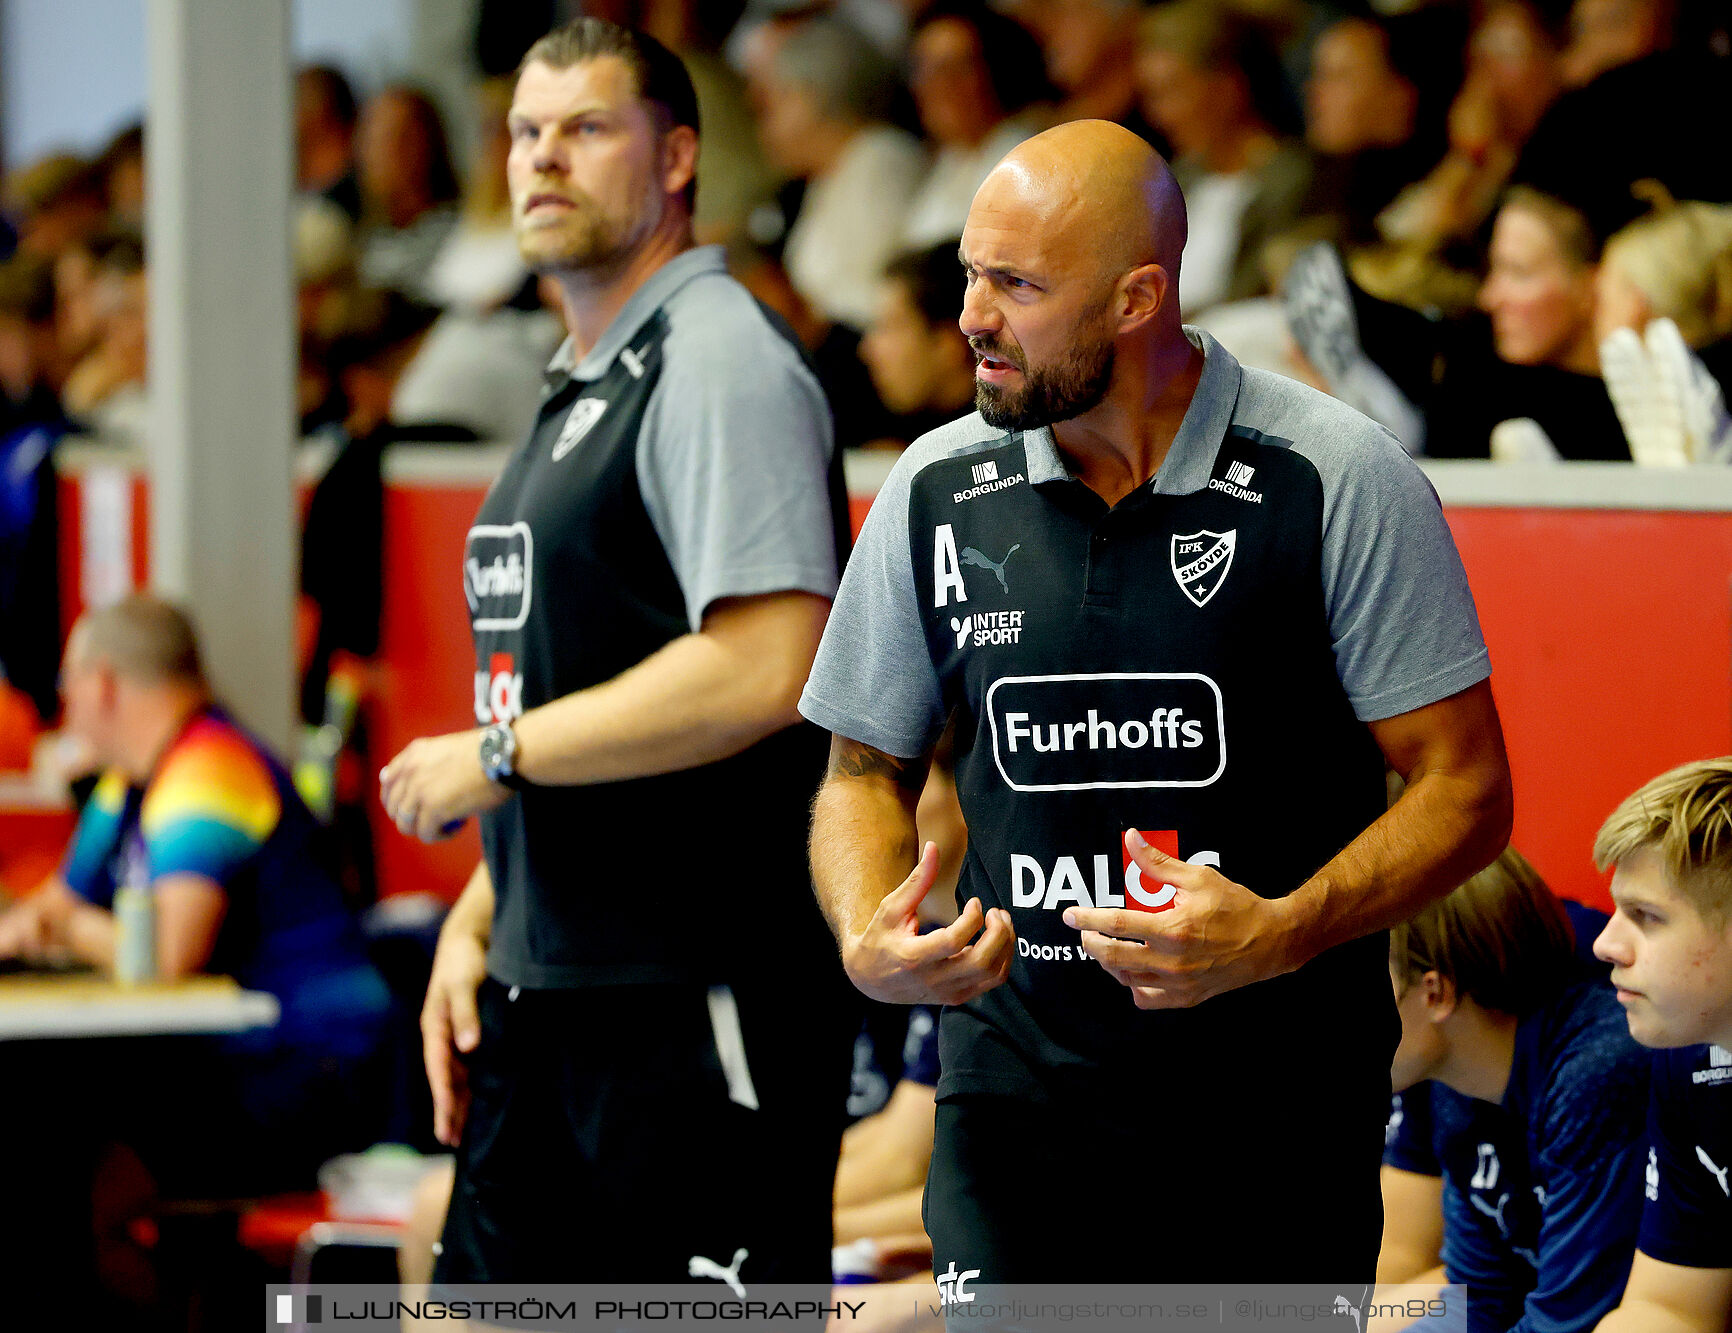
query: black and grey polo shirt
800 329 1491 1100
468 245 847 991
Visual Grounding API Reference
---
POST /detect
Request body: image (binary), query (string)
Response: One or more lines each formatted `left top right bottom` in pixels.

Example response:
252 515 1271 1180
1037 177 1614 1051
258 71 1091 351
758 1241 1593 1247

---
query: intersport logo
465 523 533 631
985 673 1226 791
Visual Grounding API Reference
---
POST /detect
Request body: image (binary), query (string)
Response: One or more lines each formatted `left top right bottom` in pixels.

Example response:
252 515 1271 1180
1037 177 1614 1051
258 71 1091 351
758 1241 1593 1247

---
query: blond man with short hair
1593 759 1732 1332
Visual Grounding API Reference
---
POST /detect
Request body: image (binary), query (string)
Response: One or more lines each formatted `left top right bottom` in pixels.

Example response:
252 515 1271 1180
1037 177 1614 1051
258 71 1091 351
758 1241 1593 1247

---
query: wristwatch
479 722 527 790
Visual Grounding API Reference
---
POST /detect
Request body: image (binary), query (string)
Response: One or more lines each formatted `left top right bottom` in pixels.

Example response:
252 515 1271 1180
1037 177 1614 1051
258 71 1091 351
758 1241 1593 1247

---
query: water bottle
113 883 156 986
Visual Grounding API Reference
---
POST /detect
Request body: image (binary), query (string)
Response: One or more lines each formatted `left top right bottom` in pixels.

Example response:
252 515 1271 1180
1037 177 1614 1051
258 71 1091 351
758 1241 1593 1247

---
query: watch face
482 725 515 778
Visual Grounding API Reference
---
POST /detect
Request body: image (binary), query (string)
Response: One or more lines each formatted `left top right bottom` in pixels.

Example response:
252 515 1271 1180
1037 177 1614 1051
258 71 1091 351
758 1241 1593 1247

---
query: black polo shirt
801 330 1491 1100
469 247 846 990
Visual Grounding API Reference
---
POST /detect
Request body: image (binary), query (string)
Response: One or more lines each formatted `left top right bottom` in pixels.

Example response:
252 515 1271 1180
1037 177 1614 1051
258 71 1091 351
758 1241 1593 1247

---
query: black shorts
923 1061 1388 1286
434 976 856 1286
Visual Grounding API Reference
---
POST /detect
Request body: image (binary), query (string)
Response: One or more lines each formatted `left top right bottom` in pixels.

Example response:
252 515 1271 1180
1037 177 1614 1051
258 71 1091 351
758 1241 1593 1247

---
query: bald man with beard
800 121 1513 1288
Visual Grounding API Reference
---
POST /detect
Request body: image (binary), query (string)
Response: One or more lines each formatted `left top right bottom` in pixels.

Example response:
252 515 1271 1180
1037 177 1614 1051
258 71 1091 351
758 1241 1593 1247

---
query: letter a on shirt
934 523 967 607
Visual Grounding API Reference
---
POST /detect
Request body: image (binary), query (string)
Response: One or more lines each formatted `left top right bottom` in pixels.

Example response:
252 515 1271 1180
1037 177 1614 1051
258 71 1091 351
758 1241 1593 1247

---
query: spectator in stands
51 230 108 379
95 123 145 230
0 253 64 430
408 77 567 442
1559 0 1674 87
354 85 461 302
727 235 899 453
858 240 974 448
1361 0 1565 314
1010 0 1157 143
1388 847 1650 1331
423 77 525 315
294 199 362 431
298 293 438 736
60 229 149 440
1463 1 1566 158
2 153 107 260
636 0 779 247
900 3 1051 250
1301 15 1446 248
1134 0 1311 315
297 63 363 223
0 254 68 724
1304 18 1419 171
1515 0 1729 245
1477 187 1601 377
1286 188 1629 458
386 300 562 446
748 14 925 332
0 597 392 1173
1591 758 1732 1332
1595 194 1732 464
1597 197 1732 357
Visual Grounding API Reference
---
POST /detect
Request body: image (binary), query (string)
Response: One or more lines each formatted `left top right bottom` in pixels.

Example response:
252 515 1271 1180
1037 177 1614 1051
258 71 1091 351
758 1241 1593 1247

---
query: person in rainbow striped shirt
0 595 391 1191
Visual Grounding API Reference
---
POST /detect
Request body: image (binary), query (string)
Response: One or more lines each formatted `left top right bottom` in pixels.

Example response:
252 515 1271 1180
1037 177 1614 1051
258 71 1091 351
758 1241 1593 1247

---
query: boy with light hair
1593 758 1732 1332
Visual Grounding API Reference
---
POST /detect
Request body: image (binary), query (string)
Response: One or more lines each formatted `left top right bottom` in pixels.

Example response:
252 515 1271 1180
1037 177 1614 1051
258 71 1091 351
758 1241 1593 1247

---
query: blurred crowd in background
0 0 1730 736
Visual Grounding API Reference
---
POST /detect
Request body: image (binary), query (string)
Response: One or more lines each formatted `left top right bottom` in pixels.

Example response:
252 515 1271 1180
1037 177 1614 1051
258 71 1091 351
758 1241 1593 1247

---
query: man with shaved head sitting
801 121 1513 1286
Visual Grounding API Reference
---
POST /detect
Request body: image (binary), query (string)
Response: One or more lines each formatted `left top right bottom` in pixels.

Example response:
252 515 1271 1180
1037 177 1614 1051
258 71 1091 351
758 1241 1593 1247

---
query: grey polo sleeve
1294 425 1491 722
799 446 947 759
638 299 839 630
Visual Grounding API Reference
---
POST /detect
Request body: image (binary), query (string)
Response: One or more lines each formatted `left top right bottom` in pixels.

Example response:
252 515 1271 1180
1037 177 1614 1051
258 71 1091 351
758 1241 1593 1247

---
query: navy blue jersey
1638 1043 1732 1269
1414 982 1651 1333
1387 1085 1441 1175
1387 902 1610 1180
846 1003 941 1120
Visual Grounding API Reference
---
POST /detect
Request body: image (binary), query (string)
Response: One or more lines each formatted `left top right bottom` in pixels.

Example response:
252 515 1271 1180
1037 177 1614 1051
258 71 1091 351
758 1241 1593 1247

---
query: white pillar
146 0 296 752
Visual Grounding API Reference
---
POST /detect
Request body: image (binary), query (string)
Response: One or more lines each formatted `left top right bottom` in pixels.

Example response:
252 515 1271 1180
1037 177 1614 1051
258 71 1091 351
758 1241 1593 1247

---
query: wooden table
0 972 279 1040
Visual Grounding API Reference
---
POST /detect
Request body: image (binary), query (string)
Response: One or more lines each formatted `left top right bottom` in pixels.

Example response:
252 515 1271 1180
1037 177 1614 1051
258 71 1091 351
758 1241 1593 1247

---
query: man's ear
661 124 698 201
1421 969 1459 1024
87 662 121 720
1115 263 1171 334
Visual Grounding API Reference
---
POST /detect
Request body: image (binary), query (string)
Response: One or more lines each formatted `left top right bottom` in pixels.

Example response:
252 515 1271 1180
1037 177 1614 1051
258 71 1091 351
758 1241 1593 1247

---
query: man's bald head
960 120 1193 432
980 120 1186 287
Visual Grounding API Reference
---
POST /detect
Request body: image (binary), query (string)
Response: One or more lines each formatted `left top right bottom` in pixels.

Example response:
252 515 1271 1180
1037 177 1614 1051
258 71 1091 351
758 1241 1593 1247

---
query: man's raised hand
842 841 1015 1005
1064 828 1299 1009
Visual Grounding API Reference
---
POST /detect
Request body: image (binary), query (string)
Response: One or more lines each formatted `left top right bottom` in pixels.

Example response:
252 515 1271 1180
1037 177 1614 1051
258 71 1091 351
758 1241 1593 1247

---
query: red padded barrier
50 464 1732 911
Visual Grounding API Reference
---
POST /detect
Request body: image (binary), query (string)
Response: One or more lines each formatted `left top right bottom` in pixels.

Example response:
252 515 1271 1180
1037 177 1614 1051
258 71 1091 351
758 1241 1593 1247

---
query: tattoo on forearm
829 738 923 791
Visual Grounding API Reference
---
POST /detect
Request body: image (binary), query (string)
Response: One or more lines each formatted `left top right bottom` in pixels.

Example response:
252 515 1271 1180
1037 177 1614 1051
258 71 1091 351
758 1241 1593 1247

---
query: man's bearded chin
518 224 610 276
976 336 1115 431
